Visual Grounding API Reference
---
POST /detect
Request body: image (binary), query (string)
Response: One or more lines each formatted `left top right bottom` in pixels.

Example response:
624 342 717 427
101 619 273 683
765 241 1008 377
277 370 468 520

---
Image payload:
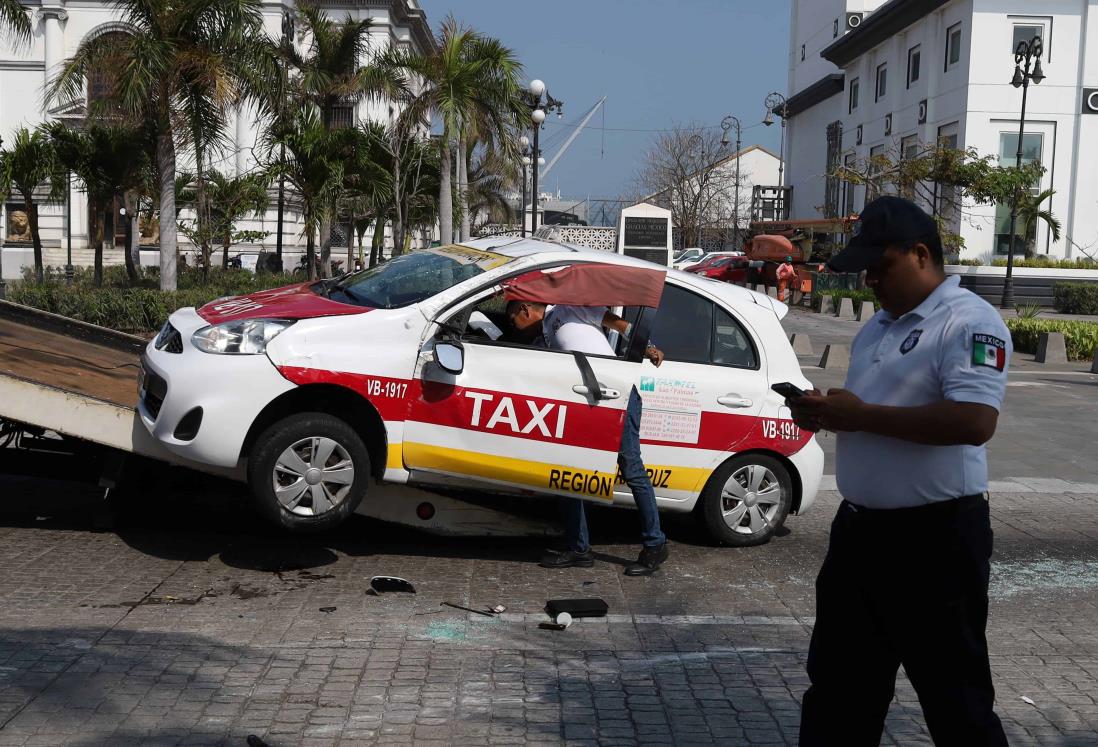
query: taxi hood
196 282 369 324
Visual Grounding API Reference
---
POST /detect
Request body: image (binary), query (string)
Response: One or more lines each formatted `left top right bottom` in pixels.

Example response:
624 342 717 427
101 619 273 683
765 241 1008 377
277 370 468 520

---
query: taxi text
548 468 614 499
465 392 567 438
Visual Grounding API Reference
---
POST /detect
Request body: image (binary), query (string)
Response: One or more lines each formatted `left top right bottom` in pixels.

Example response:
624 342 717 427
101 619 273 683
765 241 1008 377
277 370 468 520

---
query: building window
849 77 860 113
945 23 962 72
328 104 355 130
875 63 887 102
907 45 921 87
1010 17 1051 59
899 135 919 199
825 121 843 218
936 122 960 226
994 132 1044 256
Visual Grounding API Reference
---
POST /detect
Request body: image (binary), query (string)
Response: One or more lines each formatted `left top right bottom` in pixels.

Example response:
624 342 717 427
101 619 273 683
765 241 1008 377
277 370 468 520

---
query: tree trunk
306 220 316 281
370 213 385 266
458 131 471 242
347 211 355 271
438 132 453 248
123 192 139 283
26 199 43 284
194 146 210 277
98 199 113 287
157 131 178 291
319 215 332 278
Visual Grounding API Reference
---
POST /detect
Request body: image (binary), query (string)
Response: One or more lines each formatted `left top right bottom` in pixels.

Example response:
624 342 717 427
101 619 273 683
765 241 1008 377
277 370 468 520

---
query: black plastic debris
368 576 416 594
319 606 336 613
246 736 270 747
546 598 608 618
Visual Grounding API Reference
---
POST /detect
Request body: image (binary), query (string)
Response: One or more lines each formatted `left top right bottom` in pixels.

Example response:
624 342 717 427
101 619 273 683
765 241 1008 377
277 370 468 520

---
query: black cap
828 196 940 272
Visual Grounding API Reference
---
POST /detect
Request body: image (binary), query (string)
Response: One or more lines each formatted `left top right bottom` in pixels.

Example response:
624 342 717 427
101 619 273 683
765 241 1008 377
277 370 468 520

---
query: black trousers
799 496 1008 747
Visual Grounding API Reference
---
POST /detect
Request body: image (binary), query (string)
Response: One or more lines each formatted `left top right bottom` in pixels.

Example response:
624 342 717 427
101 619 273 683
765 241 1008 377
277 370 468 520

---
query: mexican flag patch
972 334 1006 371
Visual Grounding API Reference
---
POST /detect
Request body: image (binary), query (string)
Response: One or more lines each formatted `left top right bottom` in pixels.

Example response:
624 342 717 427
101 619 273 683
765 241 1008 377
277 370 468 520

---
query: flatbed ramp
0 299 185 462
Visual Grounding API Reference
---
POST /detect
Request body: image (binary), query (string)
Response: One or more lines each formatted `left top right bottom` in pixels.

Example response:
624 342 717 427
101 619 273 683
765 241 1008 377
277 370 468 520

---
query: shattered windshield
328 245 513 309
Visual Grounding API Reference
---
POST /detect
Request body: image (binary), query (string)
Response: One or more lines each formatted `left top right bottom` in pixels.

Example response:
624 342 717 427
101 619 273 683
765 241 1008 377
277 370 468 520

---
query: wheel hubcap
272 437 355 517
719 464 782 535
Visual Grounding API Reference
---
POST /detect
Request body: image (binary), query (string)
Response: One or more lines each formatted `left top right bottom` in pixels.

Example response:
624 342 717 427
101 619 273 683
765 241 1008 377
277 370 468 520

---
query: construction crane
540 97 606 179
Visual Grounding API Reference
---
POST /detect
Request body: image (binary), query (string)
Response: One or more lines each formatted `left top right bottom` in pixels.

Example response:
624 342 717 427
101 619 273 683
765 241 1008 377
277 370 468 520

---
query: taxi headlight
191 319 295 355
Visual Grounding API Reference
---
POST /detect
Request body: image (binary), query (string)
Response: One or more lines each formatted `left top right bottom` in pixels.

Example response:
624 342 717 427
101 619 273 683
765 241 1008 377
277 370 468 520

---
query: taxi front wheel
247 413 370 532
700 454 792 547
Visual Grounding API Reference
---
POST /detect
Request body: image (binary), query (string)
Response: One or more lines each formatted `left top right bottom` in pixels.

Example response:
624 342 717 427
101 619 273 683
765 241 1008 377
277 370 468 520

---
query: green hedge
814 288 881 312
8 267 298 334
990 257 1098 269
1005 318 1098 361
1052 283 1098 315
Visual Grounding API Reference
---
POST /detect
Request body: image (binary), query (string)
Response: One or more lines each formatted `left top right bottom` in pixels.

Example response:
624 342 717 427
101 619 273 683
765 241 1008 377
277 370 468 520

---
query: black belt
842 493 987 517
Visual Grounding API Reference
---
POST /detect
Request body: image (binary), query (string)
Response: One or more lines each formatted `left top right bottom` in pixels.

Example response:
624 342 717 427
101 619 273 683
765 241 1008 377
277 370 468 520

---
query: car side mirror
434 340 465 375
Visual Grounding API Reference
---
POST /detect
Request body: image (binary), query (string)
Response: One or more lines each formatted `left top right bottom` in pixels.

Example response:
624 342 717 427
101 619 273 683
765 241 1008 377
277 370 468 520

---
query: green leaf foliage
1005 318 1098 361
1052 283 1098 315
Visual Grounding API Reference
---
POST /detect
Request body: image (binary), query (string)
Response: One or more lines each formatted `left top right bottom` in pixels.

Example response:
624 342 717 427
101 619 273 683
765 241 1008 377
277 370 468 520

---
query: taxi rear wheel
700 454 792 547
247 413 370 532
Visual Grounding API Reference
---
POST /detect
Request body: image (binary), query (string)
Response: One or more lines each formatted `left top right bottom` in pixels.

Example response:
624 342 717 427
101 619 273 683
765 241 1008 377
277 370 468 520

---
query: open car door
402 262 665 504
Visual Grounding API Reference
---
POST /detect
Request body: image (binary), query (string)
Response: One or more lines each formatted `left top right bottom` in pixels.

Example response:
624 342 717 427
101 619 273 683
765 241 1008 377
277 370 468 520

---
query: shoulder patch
972 334 1006 371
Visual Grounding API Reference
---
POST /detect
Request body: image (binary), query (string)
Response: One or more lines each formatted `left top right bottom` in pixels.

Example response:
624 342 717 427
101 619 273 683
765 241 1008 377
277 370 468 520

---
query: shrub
1052 283 1098 315
956 259 983 266
8 268 300 334
827 288 880 312
989 257 1098 269
1005 318 1098 361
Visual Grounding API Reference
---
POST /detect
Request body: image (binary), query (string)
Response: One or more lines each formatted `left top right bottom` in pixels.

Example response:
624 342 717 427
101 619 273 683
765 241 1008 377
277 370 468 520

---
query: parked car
672 248 705 269
139 238 822 546
684 255 749 285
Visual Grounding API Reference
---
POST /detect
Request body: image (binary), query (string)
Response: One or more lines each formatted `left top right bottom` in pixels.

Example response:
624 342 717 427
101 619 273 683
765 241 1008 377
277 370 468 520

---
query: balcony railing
751 186 792 222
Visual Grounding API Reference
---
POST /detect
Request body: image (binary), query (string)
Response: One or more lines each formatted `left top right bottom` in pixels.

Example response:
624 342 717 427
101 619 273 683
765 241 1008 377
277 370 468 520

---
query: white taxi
139 237 823 546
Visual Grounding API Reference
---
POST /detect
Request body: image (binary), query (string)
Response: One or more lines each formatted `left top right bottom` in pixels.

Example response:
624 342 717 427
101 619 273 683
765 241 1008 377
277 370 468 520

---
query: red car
683 255 748 284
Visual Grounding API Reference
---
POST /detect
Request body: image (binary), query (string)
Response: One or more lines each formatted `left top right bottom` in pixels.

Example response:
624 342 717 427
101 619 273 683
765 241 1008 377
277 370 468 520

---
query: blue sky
424 0 792 200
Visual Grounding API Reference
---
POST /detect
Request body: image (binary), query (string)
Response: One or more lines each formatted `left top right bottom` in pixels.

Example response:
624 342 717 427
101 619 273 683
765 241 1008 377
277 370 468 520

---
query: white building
646 144 783 250
783 0 1098 261
0 0 433 273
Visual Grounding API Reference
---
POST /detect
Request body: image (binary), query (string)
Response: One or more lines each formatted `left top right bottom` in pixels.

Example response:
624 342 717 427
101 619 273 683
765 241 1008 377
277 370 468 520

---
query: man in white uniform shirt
507 300 669 576
786 197 1010 746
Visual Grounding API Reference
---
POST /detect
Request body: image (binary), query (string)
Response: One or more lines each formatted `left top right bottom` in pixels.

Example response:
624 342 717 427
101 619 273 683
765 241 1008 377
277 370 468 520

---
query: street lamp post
721 115 742 250
0 135 5 299
519 135 530 237
526 79 563 235
763 92 787 185
275 11 294 272
1001 36 1045 309
65 170 73 284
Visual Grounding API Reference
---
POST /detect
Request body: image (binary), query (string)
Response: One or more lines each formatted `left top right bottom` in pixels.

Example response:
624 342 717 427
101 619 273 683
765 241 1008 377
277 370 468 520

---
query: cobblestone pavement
0 308 1094 746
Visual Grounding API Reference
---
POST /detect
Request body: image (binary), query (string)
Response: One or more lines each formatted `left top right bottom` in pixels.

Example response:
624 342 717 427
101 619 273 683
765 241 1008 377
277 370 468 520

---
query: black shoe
624 543 669 576
539 549 595 568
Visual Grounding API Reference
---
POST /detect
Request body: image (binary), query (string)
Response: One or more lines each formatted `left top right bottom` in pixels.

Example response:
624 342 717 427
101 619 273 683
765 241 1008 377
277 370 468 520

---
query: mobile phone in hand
771 382 807 400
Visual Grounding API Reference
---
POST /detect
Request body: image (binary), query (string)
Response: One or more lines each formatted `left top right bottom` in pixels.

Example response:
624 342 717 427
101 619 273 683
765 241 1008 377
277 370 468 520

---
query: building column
235 106 248 175
39 7 68 110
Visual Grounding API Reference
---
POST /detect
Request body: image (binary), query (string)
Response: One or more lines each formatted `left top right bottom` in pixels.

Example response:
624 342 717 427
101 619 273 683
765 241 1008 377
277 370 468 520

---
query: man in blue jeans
507 300 669 576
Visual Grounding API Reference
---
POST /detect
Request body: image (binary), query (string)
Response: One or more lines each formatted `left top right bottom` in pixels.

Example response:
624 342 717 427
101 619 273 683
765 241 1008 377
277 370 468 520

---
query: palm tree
1017 188 1061 259
205 170 270 269
0 128 65 283
267 109 345 280
386 17 527 247
280 1 404 276
466 146 516 236
0 0 30 47
48 0 274 291
49 123 150 285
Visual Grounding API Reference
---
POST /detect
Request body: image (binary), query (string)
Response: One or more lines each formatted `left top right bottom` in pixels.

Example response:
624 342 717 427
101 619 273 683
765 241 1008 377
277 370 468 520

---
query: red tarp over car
502 263 666 309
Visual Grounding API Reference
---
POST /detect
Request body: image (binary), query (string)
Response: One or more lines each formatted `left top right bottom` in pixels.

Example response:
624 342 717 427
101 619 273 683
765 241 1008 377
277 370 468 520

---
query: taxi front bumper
138 309 296 468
